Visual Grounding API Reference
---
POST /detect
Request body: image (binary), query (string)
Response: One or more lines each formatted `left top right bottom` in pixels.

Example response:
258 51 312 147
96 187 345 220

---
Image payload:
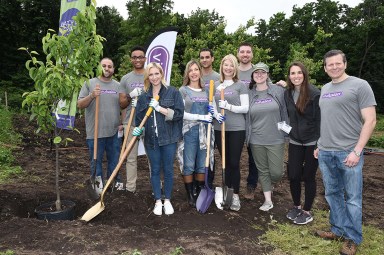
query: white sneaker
114 181 124 191
259 201 274 211
153 202 163 216
95 176 103 195
163 200 174 215
230 194 241 211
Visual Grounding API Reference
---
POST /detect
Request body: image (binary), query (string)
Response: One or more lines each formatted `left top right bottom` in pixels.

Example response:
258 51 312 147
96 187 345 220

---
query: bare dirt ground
0 115 383 255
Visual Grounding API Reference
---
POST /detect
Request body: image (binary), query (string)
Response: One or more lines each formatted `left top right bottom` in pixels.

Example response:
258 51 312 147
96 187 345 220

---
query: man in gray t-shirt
314 50 376 254
237 42 259 199
78 58 125 194
199 48 220 88
119 46 146 193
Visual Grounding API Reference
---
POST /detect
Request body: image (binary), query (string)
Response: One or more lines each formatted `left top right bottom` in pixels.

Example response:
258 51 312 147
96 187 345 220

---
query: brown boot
315 230 343 240
340 239 358 255
243 186 255 200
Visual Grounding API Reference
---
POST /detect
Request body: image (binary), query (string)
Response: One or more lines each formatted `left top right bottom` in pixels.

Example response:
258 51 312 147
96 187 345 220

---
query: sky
96 0 363 33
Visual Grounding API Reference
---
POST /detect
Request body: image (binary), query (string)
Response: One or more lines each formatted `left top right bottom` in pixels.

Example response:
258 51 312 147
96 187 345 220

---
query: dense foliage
0 0 383 112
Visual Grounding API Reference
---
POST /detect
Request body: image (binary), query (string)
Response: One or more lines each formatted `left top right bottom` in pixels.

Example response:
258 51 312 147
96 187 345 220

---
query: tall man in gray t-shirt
199 48 220 188
314 50 376 255
119 46 146 193
237 42 259 200
78 58 125 195
199 48 220 87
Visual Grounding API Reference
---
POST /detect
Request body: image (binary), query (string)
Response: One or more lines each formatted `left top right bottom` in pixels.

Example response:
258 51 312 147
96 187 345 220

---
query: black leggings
287 143 318 211
215 130 245 194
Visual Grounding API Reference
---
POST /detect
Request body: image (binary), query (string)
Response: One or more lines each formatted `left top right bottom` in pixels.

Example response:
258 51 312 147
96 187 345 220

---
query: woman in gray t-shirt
214 54 249 211
246 62 288 212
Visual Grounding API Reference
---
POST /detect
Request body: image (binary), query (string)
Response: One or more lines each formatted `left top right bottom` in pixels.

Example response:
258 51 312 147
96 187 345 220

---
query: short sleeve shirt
318 76 376 151
213 80 248 131
120 71 144 125
78 78 124 139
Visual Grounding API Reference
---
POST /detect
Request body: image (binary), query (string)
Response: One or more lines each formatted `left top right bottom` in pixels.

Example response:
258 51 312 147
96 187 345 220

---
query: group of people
78 45 376 255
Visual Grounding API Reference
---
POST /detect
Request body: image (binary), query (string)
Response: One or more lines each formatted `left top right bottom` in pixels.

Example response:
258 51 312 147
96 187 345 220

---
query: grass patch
261 210 384 255
0 107 24 183
0 250 15 255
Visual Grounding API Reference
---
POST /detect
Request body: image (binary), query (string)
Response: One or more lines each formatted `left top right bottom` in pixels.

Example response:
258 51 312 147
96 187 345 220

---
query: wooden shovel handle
119 106 136 160
220 89 225 168
93 84 100 161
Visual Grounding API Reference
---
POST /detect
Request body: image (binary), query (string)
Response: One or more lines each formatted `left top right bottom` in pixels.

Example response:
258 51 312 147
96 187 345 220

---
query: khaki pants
124 125 138 192
250 143 285 192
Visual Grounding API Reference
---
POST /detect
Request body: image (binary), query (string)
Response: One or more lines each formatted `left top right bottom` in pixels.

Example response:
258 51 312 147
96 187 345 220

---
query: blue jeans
86 132 121 182
183 125 206 175
318 150 363 244
145 138 177 200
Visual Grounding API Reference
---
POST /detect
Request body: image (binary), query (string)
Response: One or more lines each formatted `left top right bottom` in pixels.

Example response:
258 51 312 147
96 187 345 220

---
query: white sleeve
229 94 249 113
182 99 200 120
183 111 199 120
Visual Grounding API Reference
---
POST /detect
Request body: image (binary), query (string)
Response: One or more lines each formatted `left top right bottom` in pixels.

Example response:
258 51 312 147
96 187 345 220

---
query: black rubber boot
184 183 196 207
195 181 205 199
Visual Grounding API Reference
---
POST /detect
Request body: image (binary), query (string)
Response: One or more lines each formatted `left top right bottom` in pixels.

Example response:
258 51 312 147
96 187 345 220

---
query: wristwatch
353 150 361 157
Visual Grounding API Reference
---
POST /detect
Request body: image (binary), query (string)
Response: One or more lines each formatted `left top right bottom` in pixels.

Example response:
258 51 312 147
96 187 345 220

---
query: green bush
0 108 23 183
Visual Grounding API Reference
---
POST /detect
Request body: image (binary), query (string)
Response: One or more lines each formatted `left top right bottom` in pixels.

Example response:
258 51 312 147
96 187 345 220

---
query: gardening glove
207 105 215 115
129 88 142 98
132 127 144 137
198 114 213 123
149 98 161 112
214 113 226 124
219 100 231 111
131 98 137 107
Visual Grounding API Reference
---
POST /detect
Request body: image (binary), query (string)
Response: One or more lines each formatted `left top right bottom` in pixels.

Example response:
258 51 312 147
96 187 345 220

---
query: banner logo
147 46 170 82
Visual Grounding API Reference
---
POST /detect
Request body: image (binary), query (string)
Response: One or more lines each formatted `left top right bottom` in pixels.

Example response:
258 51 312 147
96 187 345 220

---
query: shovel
196 80 215 213
85 84 101 200
81 96 159 222
119 103 136 160
215 89 233 209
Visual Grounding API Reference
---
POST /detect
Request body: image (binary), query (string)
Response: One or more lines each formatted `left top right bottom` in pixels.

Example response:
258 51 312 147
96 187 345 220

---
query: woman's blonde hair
182 59 204 89
219 54 239 83
144 62 167 92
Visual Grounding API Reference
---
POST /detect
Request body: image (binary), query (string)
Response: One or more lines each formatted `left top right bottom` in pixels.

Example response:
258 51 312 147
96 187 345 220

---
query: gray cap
254 62 269 72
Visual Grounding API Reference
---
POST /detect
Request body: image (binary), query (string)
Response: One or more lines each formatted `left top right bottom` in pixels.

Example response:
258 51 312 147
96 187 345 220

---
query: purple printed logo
322 91 343 99
255 98 273 104
130 83 144 89
147 46 170 81
241 79 251 86
59 8 80 36
101 89 118 95
215 91 233 96
192 97 208 103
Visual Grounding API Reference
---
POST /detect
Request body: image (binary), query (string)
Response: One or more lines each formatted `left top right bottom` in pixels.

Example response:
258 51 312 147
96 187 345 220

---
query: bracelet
90 93 94 100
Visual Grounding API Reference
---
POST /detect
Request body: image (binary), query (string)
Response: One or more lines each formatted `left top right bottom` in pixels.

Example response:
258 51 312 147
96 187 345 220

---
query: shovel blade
214 187 224 210
222 187 234 209
196 186 215 213
81 201 105 222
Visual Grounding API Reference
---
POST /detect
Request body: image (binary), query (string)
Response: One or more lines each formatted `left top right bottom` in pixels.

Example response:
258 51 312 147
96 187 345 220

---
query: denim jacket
245 83 289 145
135 84 184 147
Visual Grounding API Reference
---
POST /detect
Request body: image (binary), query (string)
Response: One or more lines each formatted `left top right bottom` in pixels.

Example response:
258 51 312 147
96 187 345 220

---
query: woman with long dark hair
284 62 320 224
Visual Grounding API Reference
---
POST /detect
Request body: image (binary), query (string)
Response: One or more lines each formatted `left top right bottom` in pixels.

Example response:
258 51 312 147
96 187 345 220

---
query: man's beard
102 70 113 79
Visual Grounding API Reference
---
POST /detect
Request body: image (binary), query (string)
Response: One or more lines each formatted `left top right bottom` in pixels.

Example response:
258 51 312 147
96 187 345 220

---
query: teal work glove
132 127 144 136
